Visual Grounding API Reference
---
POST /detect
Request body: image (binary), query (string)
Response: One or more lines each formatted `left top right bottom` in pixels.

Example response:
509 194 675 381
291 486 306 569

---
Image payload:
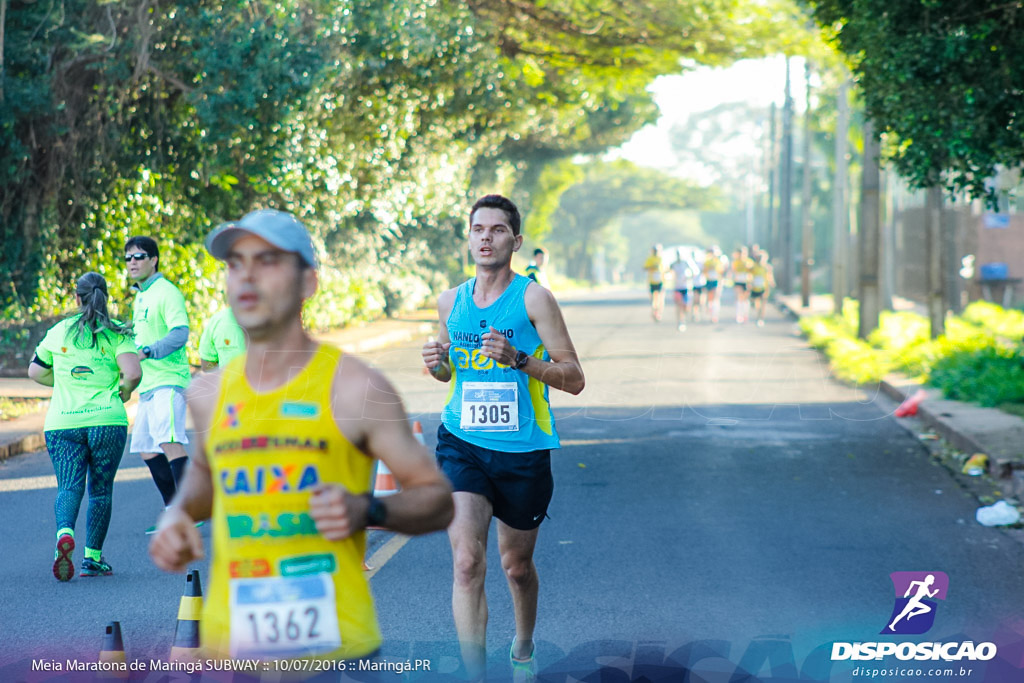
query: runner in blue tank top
422 194 585 682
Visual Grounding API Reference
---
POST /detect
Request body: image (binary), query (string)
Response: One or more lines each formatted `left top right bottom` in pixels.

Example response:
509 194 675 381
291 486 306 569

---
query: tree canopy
805 0 1024 200
1 0 815 329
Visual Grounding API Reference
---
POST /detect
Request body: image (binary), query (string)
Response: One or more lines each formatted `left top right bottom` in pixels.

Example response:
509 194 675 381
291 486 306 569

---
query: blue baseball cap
206 209 318 268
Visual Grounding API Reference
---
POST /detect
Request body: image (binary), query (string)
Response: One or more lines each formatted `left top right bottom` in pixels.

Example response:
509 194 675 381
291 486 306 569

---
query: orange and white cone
412 420 426 446
373 460 399 497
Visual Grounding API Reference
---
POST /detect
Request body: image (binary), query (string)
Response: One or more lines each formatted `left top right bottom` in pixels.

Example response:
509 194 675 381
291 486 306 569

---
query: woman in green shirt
28 273 142 581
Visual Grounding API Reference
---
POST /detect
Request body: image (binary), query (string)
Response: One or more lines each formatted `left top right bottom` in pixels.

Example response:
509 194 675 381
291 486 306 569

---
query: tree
0 0 818 330
805 0 1024 202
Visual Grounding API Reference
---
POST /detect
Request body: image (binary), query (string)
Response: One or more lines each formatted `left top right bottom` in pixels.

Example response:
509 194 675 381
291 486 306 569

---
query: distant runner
701 246 725 324
669 249 699 332
643 245 666 322
422 195 585 682
29 273 141 580
730 246 753 324
525 248 551 289
750 251 775 327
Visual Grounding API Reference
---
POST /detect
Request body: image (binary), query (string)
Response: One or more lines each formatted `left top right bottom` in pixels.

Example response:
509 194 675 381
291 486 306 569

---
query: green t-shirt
35 316 138 430
198 307 246 366
132 274 191 392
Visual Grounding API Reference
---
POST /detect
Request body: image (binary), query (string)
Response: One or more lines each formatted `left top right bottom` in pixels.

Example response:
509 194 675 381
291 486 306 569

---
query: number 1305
469 404 511 424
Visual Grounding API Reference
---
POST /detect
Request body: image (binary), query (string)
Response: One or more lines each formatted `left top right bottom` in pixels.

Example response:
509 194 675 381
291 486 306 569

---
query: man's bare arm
321 356 453 538
422 289 455 382
521 284 585 395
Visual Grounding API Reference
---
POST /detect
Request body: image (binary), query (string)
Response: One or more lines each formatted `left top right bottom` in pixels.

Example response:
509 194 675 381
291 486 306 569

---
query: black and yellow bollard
98 621 128 679
170 569 203 662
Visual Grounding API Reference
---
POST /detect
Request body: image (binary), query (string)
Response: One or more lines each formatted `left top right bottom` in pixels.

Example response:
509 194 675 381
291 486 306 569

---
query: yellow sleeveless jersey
202 344 380 660
751 263 768 290
732 257 753 277
702 255 723 279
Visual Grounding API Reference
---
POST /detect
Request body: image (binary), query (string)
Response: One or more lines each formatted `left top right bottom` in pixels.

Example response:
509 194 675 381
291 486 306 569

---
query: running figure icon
888 574 939 631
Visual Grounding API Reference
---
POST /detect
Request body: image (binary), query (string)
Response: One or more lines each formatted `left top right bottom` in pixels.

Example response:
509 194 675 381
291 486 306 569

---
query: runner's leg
46 429 88 536
497 521 542 660
46 428 88 580
163 442 189 485
83 425 126 556
449 491 494 679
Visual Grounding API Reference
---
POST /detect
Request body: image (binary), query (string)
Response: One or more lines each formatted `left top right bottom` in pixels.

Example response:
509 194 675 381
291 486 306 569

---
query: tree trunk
943 206 961 315
858 118 881 339
800 62 814 307
926 185 944 337
779 57 794 294
764 102 777 255
832 78 849 315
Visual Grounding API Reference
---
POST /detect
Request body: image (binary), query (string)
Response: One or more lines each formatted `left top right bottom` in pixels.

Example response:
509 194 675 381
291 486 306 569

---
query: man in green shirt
125 236 192 531
198 306 247 371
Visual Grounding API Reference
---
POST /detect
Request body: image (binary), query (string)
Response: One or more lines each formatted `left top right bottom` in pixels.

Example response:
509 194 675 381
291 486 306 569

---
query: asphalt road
2 289 1023 682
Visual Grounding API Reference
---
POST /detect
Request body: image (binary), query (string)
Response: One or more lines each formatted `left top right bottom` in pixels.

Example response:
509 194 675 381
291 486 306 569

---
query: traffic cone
170 569 203 662
412 420 426 446
373 460 399 497
98 621 128 679
894 389 927 417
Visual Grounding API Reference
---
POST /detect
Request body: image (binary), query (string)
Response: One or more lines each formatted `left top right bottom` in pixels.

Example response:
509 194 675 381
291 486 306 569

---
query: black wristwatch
141 346 152 359
365 495 387 528
513 350 530 370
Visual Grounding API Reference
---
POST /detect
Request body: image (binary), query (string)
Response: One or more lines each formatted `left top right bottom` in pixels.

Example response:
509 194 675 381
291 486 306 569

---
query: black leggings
46 426 127 550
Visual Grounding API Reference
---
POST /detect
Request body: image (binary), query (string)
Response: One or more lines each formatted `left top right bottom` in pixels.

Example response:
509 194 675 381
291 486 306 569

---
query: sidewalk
0 310 436 463
777 294 1024 506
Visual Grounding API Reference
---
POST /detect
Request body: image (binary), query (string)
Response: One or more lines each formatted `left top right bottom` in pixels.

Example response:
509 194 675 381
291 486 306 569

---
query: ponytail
68 272 133 348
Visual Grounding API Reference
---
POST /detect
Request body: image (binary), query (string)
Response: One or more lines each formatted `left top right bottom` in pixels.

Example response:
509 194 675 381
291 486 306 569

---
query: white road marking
0 466 151 493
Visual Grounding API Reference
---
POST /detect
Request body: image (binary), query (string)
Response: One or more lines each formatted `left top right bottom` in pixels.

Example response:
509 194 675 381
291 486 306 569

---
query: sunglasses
125 252 150 262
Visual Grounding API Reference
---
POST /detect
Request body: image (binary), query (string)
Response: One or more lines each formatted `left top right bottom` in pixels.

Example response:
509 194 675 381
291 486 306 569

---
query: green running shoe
52 534 75 582
510 642 537 683
80 557 113 577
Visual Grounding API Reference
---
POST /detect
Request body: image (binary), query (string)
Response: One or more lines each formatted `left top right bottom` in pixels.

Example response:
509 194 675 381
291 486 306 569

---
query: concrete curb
776 296 1024 504
0 430 46 463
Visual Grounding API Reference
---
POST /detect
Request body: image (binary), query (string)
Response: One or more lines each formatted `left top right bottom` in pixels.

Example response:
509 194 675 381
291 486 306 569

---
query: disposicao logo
831 571 997 663
883 571 948 635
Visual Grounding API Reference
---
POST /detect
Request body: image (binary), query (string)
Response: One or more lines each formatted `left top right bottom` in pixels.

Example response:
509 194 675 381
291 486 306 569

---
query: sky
614 55 810 183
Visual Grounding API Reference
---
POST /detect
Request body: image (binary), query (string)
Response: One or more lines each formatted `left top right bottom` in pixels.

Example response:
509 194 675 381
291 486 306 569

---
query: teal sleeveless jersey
442 275 560 452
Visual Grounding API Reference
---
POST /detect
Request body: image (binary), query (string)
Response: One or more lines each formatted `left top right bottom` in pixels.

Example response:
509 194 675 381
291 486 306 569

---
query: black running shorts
436 424 553 530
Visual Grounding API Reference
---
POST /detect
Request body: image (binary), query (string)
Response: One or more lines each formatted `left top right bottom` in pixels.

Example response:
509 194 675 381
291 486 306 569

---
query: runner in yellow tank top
149 209 453 662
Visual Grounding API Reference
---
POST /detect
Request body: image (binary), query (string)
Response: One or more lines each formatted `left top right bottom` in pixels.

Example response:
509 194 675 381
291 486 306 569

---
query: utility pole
926 185 945 337
800 62 814 307
858 117 881 339
766 103 777 254
780 57 794 294
832 78 849 315
880 169 894 310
